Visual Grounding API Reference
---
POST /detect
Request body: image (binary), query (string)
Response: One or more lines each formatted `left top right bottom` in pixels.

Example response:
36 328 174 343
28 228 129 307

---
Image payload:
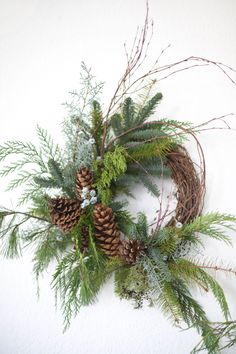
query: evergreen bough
0 64 236 354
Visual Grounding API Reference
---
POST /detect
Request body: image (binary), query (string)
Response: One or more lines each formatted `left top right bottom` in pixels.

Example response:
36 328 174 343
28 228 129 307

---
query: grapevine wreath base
1 52 236 353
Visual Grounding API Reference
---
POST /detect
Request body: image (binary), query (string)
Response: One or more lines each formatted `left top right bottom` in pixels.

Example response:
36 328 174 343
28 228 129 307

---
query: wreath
1 13 236 354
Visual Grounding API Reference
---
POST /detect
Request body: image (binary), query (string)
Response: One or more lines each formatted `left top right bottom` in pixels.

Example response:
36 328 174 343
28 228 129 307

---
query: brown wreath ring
165 145 205 227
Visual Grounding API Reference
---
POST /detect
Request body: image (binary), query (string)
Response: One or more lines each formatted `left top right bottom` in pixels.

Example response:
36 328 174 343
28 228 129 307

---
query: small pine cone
93 204 121 258
119 239 147 264
80 225 89 254
49 197 81 233
76 167 93 198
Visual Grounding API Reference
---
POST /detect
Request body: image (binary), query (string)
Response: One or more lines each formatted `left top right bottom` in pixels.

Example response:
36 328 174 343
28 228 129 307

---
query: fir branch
138 173 160 197
135 92 162 125
122 97 137 129
126 138 173 162
106 119 192 151
110 113 123 136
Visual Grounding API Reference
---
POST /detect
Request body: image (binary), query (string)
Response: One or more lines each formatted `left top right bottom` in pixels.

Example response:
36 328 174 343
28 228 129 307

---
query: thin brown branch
192 264 236 276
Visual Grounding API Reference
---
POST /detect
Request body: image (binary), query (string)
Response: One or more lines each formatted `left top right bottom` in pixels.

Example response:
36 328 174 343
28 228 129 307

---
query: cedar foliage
94 145 127 204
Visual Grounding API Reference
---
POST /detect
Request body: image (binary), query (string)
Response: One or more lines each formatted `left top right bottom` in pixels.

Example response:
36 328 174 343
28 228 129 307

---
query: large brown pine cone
93 204 121 258
49 197 81 233
119 239 147 264
76 167 93 199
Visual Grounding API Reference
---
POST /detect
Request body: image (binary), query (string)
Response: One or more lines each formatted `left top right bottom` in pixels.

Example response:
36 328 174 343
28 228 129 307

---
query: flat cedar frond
169 258 230 320
6 171 34 191
0 141 43 163
181 213 236 245
94 146 127 204
36 125 62 163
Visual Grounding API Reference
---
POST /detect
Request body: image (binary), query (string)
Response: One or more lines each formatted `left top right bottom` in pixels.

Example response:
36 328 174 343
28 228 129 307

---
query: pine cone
93 204 121 258
49 197 81 233
76 167 93 199
80 225 89 254
119 239 147 264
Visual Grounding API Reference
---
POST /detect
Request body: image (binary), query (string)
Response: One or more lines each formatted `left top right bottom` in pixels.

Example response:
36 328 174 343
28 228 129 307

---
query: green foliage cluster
1 65 236 353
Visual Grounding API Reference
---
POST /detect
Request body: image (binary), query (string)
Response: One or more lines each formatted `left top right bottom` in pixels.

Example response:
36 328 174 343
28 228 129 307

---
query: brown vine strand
100 2 236 155
165 145 203 226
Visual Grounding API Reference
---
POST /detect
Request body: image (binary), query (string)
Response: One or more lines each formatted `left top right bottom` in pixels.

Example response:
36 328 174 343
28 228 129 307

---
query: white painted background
0 0 236 353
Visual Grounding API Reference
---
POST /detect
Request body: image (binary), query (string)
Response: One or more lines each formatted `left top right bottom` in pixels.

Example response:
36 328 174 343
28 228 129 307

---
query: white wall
0 0 236 353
